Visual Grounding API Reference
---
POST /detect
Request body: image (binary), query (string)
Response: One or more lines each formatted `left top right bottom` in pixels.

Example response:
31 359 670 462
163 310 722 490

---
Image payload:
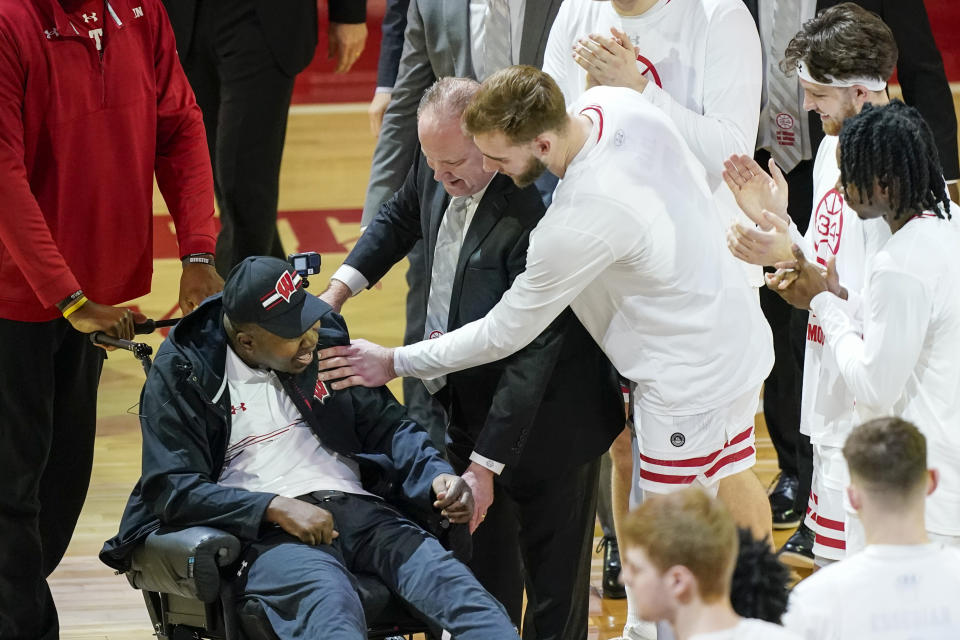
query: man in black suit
161 0 368 276
322 77 624 640
743 0 959 564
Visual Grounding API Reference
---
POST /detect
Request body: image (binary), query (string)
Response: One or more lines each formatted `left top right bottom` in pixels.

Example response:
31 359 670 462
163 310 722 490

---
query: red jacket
0 0 215 322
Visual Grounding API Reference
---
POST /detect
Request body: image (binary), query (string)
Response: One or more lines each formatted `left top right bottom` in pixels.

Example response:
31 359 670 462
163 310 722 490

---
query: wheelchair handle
134 318 180 335
89 332 154 361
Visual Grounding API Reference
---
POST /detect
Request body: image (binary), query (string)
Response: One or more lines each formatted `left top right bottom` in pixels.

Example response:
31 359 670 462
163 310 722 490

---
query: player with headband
722 3 898 566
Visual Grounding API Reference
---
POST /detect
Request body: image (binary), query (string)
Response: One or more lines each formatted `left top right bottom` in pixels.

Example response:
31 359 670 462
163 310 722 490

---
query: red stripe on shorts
638 426 755 468
815 514 845 532
704 445 756 478
815 532 846 550
638 469 698 485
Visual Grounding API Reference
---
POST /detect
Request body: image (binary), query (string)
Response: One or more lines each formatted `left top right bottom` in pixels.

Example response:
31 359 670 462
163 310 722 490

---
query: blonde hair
621 488 738 601
462 65 567 144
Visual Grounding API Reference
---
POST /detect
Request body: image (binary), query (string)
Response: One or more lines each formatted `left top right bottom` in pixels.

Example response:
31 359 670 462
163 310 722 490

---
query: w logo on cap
260 272 302 310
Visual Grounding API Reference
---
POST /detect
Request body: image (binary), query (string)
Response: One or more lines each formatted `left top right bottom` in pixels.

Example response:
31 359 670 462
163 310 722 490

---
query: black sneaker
596 536 626 599
778 522 815 569
768 472 801 529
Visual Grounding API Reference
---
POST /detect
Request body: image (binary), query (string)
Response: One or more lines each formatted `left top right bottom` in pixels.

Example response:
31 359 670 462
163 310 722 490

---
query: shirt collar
225 345 275 385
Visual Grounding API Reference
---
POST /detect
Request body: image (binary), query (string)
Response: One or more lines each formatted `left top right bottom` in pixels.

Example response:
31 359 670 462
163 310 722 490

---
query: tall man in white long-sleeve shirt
317 66 775 540
769 100 960 547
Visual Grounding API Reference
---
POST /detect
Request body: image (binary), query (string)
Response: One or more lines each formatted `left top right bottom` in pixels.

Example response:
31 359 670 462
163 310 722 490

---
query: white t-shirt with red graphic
799 135 890 449
542 0 762 283
218 347 372 499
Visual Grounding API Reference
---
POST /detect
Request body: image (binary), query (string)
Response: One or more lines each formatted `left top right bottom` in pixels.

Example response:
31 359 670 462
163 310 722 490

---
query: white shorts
806 444 848 561
634 386 759 494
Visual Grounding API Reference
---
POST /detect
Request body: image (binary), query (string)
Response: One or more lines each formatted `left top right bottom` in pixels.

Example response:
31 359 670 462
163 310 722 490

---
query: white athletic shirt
799 136 890 448
689 619 801 640
395 87 774 417
783 543 960 639
542 0 760 190
810 209 960 535
542 0 762 285
219 347 372 498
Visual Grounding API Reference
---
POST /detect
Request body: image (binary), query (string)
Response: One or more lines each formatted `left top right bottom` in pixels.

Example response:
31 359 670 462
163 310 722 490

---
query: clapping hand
722 154 790 229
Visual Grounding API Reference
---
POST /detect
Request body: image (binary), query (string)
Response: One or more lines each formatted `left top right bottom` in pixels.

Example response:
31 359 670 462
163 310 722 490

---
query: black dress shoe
778 522 815 569
597 536 626 599
768 472 801 529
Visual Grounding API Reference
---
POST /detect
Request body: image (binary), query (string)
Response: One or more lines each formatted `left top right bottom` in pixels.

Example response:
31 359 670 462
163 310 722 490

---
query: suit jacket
743 0 959 180
361 0 564 225
162 0 365 77
346 154 624 483
377 0 411 88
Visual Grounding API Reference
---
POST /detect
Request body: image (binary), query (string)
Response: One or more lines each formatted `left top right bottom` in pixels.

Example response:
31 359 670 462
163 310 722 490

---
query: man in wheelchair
100 256 518 639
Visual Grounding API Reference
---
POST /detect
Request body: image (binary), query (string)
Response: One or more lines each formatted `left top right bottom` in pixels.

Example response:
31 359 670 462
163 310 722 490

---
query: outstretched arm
317 207 618 387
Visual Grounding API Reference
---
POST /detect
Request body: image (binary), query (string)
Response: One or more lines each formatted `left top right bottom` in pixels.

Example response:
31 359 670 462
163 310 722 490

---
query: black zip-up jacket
100 294 453 571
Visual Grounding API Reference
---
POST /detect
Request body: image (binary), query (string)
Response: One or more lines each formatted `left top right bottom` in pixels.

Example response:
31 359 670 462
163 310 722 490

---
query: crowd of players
2 0 959 639
316 2 960 639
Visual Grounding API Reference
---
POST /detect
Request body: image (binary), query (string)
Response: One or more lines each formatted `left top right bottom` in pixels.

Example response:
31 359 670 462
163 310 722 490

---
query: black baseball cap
222 257 328 339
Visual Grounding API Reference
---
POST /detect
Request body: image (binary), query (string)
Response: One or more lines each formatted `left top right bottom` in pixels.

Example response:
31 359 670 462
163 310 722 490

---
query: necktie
422 196 471 394
482 0 512 80
767 0 805 172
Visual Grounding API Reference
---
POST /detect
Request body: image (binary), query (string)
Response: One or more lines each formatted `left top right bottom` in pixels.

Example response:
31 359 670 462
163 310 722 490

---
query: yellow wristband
62 295 88 319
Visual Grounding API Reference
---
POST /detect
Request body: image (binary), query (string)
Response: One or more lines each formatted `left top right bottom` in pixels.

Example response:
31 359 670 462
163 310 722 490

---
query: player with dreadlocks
722 3 899 568
770 99 960 551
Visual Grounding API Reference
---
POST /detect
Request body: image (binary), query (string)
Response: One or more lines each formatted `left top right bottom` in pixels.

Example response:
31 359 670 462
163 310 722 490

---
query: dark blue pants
237 492 518 640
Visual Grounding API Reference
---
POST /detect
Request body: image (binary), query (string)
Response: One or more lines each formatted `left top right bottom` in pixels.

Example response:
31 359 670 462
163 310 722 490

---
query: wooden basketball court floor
51 105 807 639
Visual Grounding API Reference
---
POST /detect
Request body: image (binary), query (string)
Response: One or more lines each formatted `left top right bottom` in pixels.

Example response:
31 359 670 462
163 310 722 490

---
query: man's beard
822 100 859 136
512 156 548 188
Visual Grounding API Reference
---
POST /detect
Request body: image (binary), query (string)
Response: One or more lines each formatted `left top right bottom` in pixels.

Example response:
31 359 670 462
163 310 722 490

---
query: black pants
755 151 815 513
182 0 294 277
0 318 105 639
236 492 517 639
447 448 600 640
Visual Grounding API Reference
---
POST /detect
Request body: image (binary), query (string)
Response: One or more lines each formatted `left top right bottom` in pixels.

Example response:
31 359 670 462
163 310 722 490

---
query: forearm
812 273 926 410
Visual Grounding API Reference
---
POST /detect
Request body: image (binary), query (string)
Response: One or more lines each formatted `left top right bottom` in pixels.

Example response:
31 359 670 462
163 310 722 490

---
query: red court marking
152 208 363 260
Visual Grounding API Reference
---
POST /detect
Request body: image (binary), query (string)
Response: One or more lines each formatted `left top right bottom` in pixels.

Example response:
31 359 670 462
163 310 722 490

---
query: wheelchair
95 322 453 640
123 525 452 640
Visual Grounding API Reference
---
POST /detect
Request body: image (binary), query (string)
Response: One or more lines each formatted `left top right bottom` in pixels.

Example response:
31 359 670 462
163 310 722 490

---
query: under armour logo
43 27 59 39
231 403 247 414
82 12 98 23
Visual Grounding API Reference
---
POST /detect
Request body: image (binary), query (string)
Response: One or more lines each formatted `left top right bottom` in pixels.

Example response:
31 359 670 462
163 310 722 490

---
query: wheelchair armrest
126 526 242 603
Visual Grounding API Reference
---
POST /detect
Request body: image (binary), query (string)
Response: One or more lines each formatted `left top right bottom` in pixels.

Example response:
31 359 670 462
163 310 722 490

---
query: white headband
796 60 887 92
